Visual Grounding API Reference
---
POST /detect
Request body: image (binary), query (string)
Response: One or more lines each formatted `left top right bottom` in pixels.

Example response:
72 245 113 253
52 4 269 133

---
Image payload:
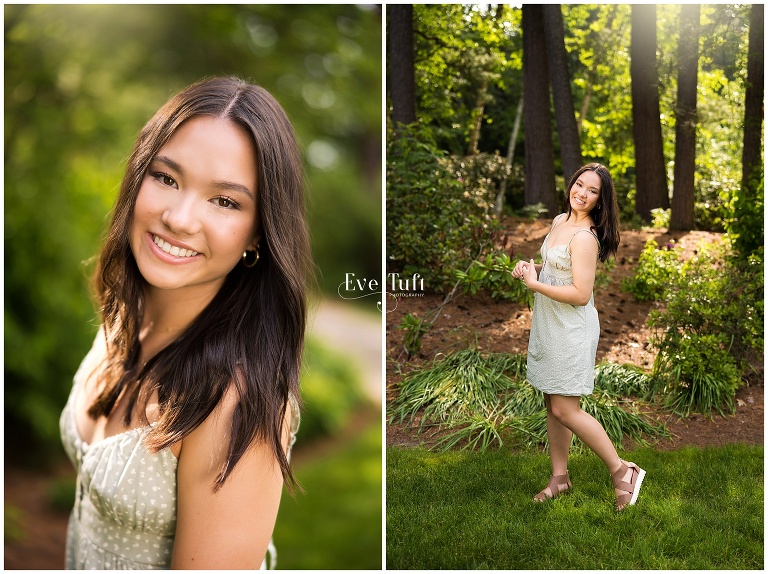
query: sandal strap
535 472 571 501
612 462 640 509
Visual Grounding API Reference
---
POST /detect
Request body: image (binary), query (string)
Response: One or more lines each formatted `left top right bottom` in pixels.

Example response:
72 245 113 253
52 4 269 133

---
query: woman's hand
512 259 530 280
521 258 539 288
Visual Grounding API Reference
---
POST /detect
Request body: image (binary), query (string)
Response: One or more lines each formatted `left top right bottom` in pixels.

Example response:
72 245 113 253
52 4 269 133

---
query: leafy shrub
454 252 534 305
299 338 367 441
643 239 764 415
651 207 670 228
649 332 742 416
620 239 683 301
728 168 764 260
386 124 497 290
398 312 433 357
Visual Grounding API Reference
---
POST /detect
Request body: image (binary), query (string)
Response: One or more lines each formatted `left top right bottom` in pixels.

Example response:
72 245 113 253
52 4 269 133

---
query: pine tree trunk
670 4 700 231
742 4 764 190
387 5 416 127
523 5 557 216
542 4 582 182
631 4 669 221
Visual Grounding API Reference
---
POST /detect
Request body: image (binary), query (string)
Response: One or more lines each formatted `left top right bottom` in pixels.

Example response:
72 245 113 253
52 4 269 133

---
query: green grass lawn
387 444 763 569
274 415 382 569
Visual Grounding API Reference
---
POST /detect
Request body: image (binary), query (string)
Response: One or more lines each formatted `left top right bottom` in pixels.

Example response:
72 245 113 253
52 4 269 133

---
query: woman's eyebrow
577 178 600 192
152 154 255 201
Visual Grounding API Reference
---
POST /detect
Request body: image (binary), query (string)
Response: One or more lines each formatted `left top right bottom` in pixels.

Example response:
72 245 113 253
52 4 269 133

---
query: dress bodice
60 330 298 569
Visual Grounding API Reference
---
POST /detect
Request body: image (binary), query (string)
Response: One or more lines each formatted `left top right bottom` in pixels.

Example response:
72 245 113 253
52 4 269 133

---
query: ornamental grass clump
389 349 667 452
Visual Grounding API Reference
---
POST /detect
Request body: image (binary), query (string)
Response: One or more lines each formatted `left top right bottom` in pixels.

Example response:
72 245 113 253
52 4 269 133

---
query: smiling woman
59 77 312 569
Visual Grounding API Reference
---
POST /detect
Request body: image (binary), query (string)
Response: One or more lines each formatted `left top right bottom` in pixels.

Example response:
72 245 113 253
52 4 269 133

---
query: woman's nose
161 193 202 235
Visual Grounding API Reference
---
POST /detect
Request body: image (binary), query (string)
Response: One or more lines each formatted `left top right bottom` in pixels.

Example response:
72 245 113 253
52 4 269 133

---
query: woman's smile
150 233 200 260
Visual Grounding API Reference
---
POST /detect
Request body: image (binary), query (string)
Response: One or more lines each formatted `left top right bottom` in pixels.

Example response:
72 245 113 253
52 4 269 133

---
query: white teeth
153 235 198 257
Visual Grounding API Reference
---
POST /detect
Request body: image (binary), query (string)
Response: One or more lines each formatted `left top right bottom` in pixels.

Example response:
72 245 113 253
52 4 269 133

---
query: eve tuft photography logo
337 272 425 312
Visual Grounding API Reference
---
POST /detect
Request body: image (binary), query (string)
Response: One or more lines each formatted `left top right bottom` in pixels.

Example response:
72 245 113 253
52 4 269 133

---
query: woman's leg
548 395 622 476
544 393 572 475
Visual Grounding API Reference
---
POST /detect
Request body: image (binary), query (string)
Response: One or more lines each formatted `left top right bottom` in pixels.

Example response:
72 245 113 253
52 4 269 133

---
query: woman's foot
533 471 572 502
611 460 646 511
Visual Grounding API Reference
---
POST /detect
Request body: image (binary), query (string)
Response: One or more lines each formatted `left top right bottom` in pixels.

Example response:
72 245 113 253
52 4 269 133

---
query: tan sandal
612 460 646 511
533 471 572 502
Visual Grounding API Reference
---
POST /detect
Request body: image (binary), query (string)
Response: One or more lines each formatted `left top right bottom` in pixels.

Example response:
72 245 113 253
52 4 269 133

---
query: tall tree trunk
733 3 765 257
388 5 416 127
742 4 764 190
631 4 669 221
467 74 489 155
542 4 582 182
523 5 557 216
495 96 524 217
670 4 700 231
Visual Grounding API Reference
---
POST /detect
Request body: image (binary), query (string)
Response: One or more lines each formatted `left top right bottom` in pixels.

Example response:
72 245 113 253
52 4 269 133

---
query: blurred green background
4 4 382 569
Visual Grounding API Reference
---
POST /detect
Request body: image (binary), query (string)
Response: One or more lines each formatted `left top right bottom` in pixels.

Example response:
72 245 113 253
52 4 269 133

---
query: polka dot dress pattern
60 333 298 570
526 216 601 397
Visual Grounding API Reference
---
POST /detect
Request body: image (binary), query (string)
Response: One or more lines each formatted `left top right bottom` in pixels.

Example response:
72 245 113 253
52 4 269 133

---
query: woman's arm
171 386 292 569
521 232 599 306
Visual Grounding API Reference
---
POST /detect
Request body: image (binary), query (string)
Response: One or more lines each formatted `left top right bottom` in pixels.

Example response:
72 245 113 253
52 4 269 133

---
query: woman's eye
151 172 177 188
213 196 239 209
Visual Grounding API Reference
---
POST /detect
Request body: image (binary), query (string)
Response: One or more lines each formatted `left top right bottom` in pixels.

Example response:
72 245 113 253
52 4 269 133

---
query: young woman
59 77 311 568
512 163 646 512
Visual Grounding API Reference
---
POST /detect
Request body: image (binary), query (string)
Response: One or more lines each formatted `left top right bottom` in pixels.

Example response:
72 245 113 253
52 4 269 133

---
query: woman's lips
147 232 201 262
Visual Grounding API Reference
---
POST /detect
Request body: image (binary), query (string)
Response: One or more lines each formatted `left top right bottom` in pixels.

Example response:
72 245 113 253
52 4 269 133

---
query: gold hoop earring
242 250 259 268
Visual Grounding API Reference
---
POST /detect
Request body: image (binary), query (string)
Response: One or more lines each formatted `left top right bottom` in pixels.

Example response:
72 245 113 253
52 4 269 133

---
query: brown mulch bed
386 217 764 450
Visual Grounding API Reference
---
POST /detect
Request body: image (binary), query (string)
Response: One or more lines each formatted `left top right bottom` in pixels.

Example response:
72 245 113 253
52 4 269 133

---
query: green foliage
517 202 549 221
276 419 381 569
632 238 765 415
4 505 26 543
454 252 534 305
650 333 742 417
386 124 496 290
651 207 671 228
47 476 77 513
388 348 666 452
397 313 433 357
299 338 368 441
412 4 519 154
620 239 683 302
409 4 752 231
593 257 616 293
728 167 765 260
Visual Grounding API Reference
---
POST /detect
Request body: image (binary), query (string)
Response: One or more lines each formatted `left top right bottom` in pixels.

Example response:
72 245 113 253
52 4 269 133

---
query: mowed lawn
386 444 763 570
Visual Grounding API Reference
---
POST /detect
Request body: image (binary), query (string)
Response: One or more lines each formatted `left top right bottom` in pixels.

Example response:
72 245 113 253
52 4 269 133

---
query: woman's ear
249 230 262 251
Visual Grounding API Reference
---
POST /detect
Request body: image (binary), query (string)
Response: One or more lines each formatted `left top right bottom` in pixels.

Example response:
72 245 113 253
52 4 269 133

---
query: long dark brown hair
90 76 311 491
564 163 620 262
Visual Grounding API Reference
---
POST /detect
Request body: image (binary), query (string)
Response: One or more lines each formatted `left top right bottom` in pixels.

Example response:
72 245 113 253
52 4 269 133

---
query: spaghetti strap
548 213 566 233
567 228 600 247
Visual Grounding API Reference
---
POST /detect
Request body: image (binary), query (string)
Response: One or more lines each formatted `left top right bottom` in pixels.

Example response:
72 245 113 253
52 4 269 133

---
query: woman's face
569 170 601 215
129 116 259 298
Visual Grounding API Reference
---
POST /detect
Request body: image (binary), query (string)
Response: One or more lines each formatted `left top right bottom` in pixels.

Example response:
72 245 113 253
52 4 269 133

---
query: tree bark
542 4 582 182
670 4 700 231
742 3 764 190
631 4 669 221
467 74 489 155
523 5 558 216
388 5 416 127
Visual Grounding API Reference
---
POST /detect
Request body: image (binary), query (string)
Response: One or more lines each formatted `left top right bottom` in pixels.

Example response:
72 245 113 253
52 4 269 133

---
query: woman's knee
550 398 578 425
